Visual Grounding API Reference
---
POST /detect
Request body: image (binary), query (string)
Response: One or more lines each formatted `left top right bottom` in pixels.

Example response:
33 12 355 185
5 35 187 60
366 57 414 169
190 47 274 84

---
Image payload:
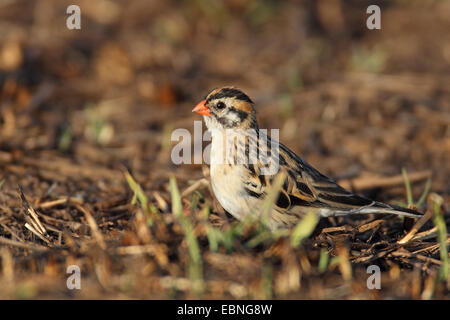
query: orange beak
192 99 210 116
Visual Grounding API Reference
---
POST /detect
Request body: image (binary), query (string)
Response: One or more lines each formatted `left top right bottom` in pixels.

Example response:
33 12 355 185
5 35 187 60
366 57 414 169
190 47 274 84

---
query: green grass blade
245 230 272 249
261 263 273 299
318 249 329 273
222 224 242 252
261 171 286 227
290 211 319 248
206 227 220 252
169 177 204 295
416 177 431 208
200 205 221 252
58 126 72 152
430 194 449 282
401 168 414 206
329 256 340 267
125 171 154 226
190 192 200 216
169 177 183 217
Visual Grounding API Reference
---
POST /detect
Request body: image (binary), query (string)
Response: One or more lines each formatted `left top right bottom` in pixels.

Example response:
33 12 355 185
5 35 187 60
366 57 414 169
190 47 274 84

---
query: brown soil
0 0 448 299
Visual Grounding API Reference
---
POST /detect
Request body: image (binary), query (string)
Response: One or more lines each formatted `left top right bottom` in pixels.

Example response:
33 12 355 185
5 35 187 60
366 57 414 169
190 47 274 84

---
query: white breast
210 164 247 219
208 131 256 220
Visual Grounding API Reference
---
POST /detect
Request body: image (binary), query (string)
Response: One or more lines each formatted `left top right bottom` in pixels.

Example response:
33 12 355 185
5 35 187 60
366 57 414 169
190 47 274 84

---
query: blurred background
0 0 449 299
1 0 449 190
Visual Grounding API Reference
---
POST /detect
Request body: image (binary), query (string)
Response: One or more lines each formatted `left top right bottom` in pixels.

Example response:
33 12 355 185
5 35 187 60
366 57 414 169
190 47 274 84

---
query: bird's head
192 87 258 131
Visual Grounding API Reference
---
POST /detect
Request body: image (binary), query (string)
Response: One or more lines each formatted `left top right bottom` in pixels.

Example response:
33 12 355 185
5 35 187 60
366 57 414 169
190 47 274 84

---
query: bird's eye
216 102 226 110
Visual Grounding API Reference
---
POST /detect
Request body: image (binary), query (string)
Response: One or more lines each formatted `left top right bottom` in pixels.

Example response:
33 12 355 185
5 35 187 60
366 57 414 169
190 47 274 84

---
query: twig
412 237 450 255
389 249 442 266
0 236 48 252
19 187 48 237
0 222 24 242
411 226 438 241
338 170 431 191
114 244 169 266
25 223 50 244
398 208 433 244
181 178 209 198
74 204 106 250
153 191 168 212
357 219 384 233
321 225 352 234
37 197 83 209
18 186 52 245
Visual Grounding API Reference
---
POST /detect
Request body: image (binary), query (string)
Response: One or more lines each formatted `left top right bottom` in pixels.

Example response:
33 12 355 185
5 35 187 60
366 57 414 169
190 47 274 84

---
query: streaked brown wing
277 142 375 211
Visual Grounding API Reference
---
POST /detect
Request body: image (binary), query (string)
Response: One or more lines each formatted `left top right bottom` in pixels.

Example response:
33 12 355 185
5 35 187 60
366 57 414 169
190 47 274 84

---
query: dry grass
0 168 447 299
0 0 449 299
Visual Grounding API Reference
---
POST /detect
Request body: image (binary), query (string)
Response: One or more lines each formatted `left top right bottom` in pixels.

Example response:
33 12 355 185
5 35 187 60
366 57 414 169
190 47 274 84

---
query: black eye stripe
228 107 248 121
214 109 248 129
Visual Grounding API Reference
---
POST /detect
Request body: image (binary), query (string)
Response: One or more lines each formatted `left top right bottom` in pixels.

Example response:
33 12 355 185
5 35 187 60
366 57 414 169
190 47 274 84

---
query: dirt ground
0 0 449 299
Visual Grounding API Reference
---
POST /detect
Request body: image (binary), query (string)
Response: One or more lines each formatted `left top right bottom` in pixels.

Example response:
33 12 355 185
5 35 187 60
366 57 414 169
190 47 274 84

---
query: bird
192 86 422 229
